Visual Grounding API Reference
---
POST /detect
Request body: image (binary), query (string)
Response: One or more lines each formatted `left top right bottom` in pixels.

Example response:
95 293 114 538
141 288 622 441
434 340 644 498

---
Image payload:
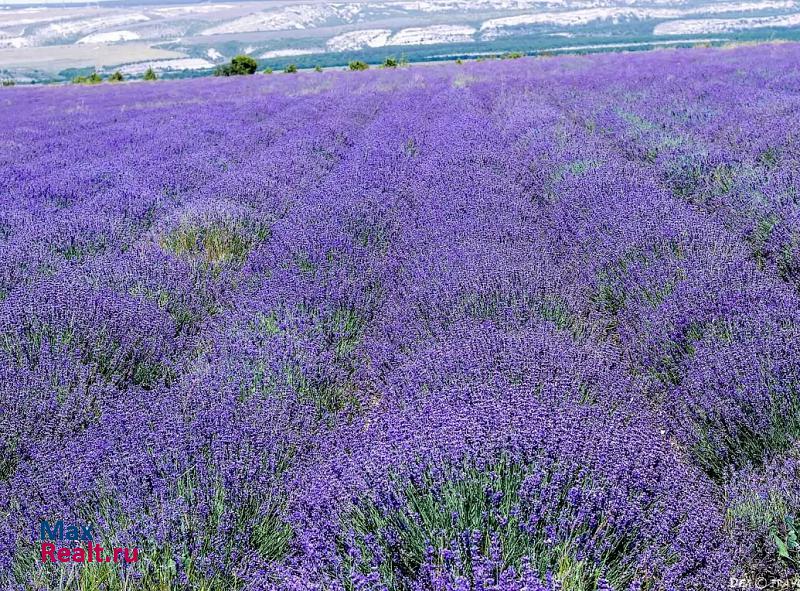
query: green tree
143 67 158 81
109 71 124 82
314 65 323 72
263 67 273 74
284 64 298 74
348 60 369 71
73 72 102 84
231 54 258 75
215 55 259 76
382 57 398 68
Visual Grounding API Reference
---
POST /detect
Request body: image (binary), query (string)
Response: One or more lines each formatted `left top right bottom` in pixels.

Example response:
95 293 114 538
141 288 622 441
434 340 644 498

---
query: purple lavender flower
2 41 800 591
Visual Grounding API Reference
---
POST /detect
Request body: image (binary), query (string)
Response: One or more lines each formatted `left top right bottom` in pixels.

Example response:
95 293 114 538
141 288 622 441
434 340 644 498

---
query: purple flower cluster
2 43 800 590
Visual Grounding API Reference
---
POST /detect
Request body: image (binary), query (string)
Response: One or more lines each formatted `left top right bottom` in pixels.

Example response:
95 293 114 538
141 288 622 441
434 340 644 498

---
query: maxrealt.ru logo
40 520 139 564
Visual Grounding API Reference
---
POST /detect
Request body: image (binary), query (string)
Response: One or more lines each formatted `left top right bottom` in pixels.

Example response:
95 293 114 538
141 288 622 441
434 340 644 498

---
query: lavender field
2 42 800 591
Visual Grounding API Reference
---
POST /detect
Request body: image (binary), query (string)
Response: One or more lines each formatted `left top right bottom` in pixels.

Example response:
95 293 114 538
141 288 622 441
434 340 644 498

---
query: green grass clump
661 155 712 201
777 234 799 284
1 320 172 391
160 218 269 273
338 457 647 591
758 146 780 168
0 439 18 481
284 306 366 418
749 214 780 270
53 236 108 262
459 290 585 338
128 284 216 337
11 480 292 591
693 383 800 482
728 488 800 577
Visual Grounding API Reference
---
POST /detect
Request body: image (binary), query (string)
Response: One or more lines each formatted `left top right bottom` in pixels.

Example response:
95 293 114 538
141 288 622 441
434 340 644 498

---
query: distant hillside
2 0 800 82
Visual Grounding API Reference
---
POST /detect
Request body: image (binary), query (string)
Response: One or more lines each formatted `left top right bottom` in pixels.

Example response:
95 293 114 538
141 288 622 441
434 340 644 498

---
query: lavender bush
2 43 800 591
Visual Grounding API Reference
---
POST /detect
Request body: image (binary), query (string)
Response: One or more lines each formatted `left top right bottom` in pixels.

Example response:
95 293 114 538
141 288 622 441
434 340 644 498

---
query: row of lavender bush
2 43 800 590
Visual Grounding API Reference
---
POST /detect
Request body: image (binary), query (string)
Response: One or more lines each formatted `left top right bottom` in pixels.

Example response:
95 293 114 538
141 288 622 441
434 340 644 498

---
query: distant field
2 43 800 590
0 42 181 69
